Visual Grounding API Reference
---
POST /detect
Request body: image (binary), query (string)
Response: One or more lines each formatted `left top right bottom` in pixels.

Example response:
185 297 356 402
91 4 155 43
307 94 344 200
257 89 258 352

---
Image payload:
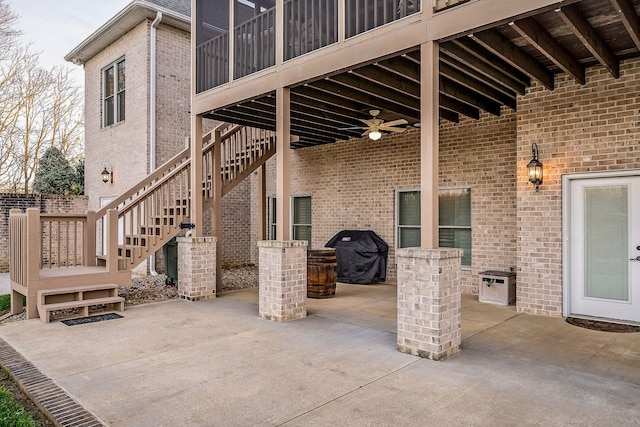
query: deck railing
234 6 276 79
433 0 469 12
40 214 90 269
345 0 419 37
8 209 29 286
284 0 337 60
10 123 274 281
196 32 229 93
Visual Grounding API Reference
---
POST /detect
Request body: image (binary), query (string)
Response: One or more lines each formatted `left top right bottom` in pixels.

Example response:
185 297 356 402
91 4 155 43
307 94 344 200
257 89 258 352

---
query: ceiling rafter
440 51 519 99
441 40 528 95
440 76 502 116
556 4 620 78
470 29 555 90
439 94 480 120
439 61 517 110
439 108 460 123
307 79 421 121
610 0 640 50
510 17 586 84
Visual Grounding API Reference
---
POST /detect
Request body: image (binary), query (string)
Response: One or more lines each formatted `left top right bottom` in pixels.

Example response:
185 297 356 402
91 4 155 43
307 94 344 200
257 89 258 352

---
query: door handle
630 256 640 261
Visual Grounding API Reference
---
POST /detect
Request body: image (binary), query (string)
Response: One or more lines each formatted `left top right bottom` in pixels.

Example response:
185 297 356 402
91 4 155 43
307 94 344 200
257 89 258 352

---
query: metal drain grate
0 338 106 426
62 313 123 326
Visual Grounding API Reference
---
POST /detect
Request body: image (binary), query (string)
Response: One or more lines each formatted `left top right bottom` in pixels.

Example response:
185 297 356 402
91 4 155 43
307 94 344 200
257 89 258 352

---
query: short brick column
177 236 217 301
257 240 307 322
397 248 463 361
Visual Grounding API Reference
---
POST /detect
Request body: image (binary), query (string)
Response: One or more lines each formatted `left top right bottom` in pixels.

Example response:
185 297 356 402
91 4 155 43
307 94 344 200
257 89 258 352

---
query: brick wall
0 194 88 272
84 21 151 212
516 58 640 316
155 22 191 167
263 109 516 291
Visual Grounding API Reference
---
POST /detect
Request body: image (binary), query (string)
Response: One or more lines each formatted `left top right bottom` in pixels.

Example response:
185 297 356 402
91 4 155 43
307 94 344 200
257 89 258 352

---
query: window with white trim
292 196 311 246
267 196 277 240
396 188 472 267
103 58 126 127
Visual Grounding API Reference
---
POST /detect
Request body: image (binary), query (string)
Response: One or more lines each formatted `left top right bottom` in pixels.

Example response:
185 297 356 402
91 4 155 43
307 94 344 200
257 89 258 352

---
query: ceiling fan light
369 130 382 141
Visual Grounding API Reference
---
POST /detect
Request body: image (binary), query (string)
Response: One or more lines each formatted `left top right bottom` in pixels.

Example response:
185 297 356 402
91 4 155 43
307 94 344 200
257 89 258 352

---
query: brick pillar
177 236 216 301
257 241 307 322
397 248 463 361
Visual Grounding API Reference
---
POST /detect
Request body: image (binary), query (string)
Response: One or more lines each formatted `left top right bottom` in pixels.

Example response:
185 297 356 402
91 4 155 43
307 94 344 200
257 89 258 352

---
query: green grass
0 385 40 427
0 294 10 316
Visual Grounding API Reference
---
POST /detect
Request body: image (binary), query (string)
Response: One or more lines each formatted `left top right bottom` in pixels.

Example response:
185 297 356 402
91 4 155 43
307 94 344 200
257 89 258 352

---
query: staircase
8 123 276 322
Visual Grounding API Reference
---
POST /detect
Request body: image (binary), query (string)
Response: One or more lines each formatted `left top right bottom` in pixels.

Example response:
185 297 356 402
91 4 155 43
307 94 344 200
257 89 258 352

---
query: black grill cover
325 230 388 284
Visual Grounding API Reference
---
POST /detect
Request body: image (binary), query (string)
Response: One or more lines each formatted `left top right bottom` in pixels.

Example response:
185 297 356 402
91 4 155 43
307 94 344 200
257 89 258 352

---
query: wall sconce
368 130 382 141
526 143 543 192
101 163 113 184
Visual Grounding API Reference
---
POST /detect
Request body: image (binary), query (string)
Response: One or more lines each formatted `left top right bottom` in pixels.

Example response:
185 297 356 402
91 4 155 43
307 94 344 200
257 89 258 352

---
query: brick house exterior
258 55 639 319
66 0 255 271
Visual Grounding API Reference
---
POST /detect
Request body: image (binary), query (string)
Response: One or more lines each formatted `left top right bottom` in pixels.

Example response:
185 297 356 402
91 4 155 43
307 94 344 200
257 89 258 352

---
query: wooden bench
37 283 125 324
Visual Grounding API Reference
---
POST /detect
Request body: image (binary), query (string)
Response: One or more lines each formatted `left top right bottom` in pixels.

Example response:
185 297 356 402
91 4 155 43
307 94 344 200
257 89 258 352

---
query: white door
569 175 640 323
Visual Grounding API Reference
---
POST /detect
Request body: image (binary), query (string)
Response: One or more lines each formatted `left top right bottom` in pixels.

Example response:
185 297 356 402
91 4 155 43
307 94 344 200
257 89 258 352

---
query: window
396 188 472 267
267 197 277 240
103 58 125 127
397 190 421 248
439 188 471 267
292 196 311 246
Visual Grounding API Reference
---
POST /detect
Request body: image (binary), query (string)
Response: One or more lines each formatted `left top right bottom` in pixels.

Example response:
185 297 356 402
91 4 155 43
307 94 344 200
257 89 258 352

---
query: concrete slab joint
257 240 307 322
177 236 217 301
397 247 463 361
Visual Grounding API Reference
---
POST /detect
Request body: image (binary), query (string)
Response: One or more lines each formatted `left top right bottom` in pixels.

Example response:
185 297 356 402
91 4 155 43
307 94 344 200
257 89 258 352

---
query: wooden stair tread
38 283 119 296
42 296 124 311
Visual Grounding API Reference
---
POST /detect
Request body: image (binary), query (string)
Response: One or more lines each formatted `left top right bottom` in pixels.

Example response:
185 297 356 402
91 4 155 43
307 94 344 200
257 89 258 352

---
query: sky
7 0 132 85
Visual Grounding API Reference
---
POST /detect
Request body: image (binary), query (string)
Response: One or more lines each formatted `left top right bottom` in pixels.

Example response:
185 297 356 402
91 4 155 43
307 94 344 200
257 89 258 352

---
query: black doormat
566 317 640 333
61 313 123 326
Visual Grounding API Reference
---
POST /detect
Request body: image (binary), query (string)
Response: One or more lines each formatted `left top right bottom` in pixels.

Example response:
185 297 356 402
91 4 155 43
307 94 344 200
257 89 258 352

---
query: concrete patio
0 283 638 426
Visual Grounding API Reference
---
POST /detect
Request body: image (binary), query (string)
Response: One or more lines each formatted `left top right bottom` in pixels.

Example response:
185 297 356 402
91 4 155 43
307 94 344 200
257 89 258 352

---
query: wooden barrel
307 249 337 299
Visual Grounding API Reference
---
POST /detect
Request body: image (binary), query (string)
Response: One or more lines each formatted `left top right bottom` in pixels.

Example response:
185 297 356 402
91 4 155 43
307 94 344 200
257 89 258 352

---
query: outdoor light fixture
526 143 543 192
368 130 382 141
101 163 113 184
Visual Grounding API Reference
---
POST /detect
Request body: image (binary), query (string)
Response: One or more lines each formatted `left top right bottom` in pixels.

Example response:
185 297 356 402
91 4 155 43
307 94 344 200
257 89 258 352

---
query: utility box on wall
479 271 516 305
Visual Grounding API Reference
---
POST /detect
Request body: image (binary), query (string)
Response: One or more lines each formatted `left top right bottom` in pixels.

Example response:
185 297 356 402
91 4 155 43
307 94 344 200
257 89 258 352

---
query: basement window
292 196 311 247
396 188 472 267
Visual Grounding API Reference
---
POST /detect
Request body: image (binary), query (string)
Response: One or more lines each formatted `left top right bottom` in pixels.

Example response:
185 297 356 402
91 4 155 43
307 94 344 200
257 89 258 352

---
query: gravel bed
0 265 259 324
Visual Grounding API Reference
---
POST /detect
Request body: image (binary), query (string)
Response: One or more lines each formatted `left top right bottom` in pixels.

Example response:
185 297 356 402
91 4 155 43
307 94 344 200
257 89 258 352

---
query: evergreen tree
32 147 75 194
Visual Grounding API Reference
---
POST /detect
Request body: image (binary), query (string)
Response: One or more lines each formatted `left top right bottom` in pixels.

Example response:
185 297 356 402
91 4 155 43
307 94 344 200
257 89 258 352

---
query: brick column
177 236 216 301
397 248 463 361
258 241 307 322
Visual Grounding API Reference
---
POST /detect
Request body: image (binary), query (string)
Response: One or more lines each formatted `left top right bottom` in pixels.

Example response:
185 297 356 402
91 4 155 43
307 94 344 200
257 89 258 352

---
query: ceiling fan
342 110 408 140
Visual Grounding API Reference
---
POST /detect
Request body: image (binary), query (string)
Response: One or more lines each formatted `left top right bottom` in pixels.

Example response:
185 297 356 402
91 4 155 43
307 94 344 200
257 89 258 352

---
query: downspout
149 11 162 276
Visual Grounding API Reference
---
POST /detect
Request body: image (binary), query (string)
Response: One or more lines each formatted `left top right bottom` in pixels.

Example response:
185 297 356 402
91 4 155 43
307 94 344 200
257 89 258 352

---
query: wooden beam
610 0 640 50
292 87 365 114
375 56 421 83
439 93 480 120
440 76 501 116
329 73 421 111
440 51 519 100
471 29 555 90
275 87 291 241
351 66 420 98
441 41 528 95
190 114 204 237
440 61 517 110
439 108 459 123
557 5 619 78
308 79 421 121
511 17 585 85
420 41 439 250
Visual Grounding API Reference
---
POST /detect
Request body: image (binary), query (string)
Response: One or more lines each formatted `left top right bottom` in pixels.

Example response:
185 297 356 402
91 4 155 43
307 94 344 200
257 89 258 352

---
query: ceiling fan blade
339 126 367 130
380 126 407 133
382 118 408 127
360 119 376 127
361 129 371 137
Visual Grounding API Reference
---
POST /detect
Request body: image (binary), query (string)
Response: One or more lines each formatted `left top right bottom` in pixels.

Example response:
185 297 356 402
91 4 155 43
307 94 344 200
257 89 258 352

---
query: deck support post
258 240 307 322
